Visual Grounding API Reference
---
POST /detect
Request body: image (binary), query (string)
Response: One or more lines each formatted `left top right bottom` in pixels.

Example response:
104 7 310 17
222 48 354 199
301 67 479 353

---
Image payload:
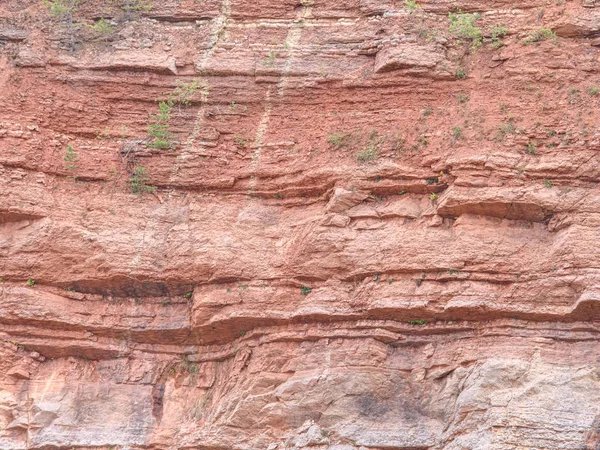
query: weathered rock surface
2 0 600 449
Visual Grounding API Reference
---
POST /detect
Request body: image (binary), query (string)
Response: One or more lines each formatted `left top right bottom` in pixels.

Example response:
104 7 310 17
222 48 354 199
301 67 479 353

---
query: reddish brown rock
2 0 600 448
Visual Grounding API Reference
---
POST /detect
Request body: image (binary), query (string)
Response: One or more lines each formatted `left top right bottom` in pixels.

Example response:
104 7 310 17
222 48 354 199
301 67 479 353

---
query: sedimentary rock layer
2 0 600 448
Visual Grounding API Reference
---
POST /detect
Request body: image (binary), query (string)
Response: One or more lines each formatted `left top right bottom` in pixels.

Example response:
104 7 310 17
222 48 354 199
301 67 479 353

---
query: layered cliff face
2 0 600 449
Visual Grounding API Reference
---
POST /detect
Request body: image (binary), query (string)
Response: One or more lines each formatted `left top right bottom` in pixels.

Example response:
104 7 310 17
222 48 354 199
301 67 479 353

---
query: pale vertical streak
248 6 312 194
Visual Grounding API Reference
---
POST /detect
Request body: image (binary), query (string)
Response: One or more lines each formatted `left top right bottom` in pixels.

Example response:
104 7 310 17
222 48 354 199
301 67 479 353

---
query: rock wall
2 0 600 448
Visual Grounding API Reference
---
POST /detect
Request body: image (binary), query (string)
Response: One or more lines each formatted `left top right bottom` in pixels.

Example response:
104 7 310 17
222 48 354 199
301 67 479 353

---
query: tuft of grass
234 136 246 147
452 126 462 139
409 319 427 325
356 145 378 163
300 286 312 295
588 86 599 96
456 93 470 103
327 132 353 149
527 141 537 155
456 68 466 79
429 193 437 201
495 120 515 141
403 0 421 14
26 278 36 287
183 291 193 299
64 144 78 171
523 28 557 45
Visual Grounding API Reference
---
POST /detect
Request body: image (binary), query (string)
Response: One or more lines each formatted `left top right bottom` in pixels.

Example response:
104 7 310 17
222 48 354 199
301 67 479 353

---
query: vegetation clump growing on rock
147 80 201 150
129 165 156 195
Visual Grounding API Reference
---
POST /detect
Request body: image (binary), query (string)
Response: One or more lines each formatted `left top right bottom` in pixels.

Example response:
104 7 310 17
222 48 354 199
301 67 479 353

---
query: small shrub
543 178 553 188
417 135 429 147
90 18 113 36
456 68 466 79
409 319 427 325
456 93 470 103
43 0 82 51
523 28 556 45
429 193 437 201
234 136 246 148
327 132 353 149
129 165 156 195
452 126 462 139
183 291 193 299
425 177 438 184
422 106 433 117
300 286 312 295
26 279 36 287
495 120 515 141
356 145 378 162
147 80 201 149
403 0 421 14
588 87 599 96
64 144 78 170
527 141 537 155
449 11 483 50
490 25 508 48
117 0 153 20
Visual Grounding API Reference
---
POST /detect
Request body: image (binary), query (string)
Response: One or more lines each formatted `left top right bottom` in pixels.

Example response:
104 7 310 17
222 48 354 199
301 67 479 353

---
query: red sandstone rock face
2 0 600 449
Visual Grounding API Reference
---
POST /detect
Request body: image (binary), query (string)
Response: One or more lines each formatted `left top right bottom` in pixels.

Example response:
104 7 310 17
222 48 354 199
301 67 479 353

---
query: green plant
422 106 433 117
234 136 246 147
129 165 156 195
452 126 462 139
64 144 78 170
147 80 200 149
490 25 508 48
112 0 153 20
327 132 353 149
183 291 193 299
300 286 312 295
26 279 36 287
425 177 438 184
588 87 599 96
389 132 405 151
523 28 556 45
543 178 553 188
43 0 82 51
262 50 276 66
527 141 537 155
417 135 429 146
449 11 483 50
0 277 5 282
357 144 378 162
409 319 427 325
403 0 421 14
147 101 173 149
89 18 113 38
456 93 470 103
456 68 466 79
429 193 437 201
495 120 515 141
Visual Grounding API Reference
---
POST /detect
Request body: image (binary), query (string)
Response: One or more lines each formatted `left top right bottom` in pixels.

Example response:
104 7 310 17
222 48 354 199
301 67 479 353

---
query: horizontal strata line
5 321 600 364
